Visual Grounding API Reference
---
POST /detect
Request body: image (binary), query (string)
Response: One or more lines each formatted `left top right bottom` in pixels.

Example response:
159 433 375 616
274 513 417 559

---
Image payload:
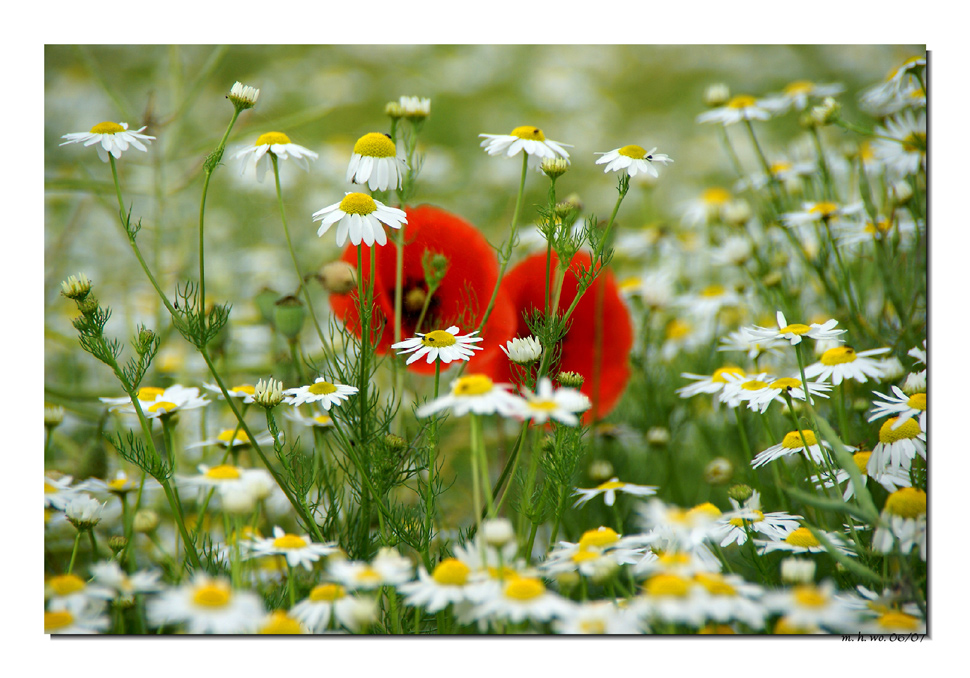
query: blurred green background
45 44 922 394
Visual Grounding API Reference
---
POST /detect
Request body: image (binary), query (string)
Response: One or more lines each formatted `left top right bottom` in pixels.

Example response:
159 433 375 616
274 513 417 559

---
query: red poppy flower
329 205 516 374
477 251 634 421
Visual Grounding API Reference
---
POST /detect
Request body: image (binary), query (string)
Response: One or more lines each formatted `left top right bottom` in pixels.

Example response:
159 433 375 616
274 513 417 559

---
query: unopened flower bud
384 101 405 119
889 180 913 206
588 459 614 483
77 295 100 315
541 157 570 179
133 509 159 534
228 81 259 111
646 427 670 446
61 273 92 301
902 371 926 395
554 194 583 220
108 535 128 555
404 287 427 313
780 557 816 584
45 403 65 428
762 271 783 288
727 484 753 503
557 371 585 389
502 336 542 365
318 261 358 294
384 434 407 452
704 457 733 485
254 378 284 409
274 295 306 339
482 518 515 547
810 97 841 126
398 96 431 120
704 83 731 107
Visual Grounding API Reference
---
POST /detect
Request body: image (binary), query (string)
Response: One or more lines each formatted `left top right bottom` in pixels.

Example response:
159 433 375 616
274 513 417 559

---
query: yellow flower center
432 558 470 586
272 533 309 550
657 551 691 567
420 330 457 347
338 192 377 216
579 619 607 634
820 346 857 365
108 476 131 491
137 386 166 400
902 132 926 153
572 550 601 563
353 132 397 158
308 381 338 396
884 487 926 518
770 161 792 175
727 95 757 109
879 417 921 443
741 380 768 391
853 451 872 474
314 415 333 426
907 393 926 410
45 610 75 632
864 219 892 236
770 377 802 390
453 375 494 396
645 574 691 597
698 624 736 634
665 319 691 340
231 384 256 395
889 56 924 80
49 574 86 596
44 482 58 494
785 527 820 548
729 510 764 527
510 126 546 141
309 583 346 602
487 566 518 580
793 585 827 608
504 577 546 601
90 121 125 135
688 502 722 520
204 464 242 480
528 399 560 412
192 582 232 608
700 284 726 298
256 131 291 146
695 573 737 596
784 80 815 95
147 401 178 413
809 202 839 218
782 430 818 449
259 611 304 634
618 144 647 159
702 187 731 205
711 366 745 384
216 429 251 445
596 480 626 491
877 611 921 631
578 527 620 550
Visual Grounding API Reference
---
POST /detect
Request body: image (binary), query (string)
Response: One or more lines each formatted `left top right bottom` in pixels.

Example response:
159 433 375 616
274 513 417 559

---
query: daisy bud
254 378 284 409
761 271 783 288
557 370 585 389
228 81 260 111
879 357 905 381
810 97 841 126
482 518 516 547
65 496 105 531
274 295 306 339
588 459 614 483
77 295 100 315
889 180 913 206
45 403 65 429
60 273 92 300
384 434 407 453
135 328 157 355
902 371 926 395
727 484 753 503
502 336 542 365
703 457 733 485
318 261 358 294
133 509 159 534
541 157 570 179
780 557 816 584
384 101 405 119
554 194 583 220
704 83 731 107
109 535 128 555
398 96 431 120
254 287 279 325
646 427 670 446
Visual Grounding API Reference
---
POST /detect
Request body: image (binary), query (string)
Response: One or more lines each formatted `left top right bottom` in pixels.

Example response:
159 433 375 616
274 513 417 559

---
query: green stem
199 108 241 309
68 531 83 574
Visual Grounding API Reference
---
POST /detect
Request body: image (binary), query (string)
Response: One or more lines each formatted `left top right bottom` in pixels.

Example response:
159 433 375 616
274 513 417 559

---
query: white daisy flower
763 580 861 632
328 548 413 590
857 610 926 634
803 346 891 385
391 325 483 366
99 385 173 412
737 159 817 192
471 576 572 624
233 131 317 182
573 478 658 508
759 80 845 113
716 371 777 409
479 125 571 169
501 336 543 365
398 558 478 613
872 488 926 560
202 382 259 403
44 474 85 510
714 491 802 547
46 573 113 616
257 610 307 635
676 366 747 399
45 608 110 635
696 94 772 126
137 385 209 419
282 408 335 429
246 526 338 571
909 340 927 367
743 310 846 347
83 469 161 497
681 186 734 227
65 495 106 530
555 600 643 634
751 429 835 469
346 132 408 191
632 545 722 579
867 416 926 476
415 374 526 418
810 449 912 501
291 583 377 633
834 213 919 250
227 81 259 109
631 573 707 627
147 575 265 634
186 429 276 450
756 527 856 557
397 95 431 119
61 121 155 162
90 560 163 602
282 378 358 409
781 201 865 231
179 464 272 494
635 501 726 555
312 192 407 247
594 144 673 178
873 109 926 180
859 55 926 115
518 377 590 426
541 527 648 580
678 284 741 320
688 572 768 629
868 385 926 431
738 376 833 414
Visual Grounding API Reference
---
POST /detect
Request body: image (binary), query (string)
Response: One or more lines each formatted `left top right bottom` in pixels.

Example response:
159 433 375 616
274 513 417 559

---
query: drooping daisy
868 386 926 431
759 80 845 113
328 548 413 590
501 336 543 365
695 94 772 126
346 132 408 191
804 346 891 385
147 575 265 634
743 310 846 347
872 488 926 560
756 526 856 557
714 490 802 547
61 121 155 162
415 374 526 418
518 377 591 426
573 477 658 508
246 526 338 571
45 608 110 635
282 377 359 409
676 366 747 399
479 125 571 168
867 416 927 475
312 192 408 247
554 600 643 634
391 325 483 366
739 376 833 414
290 583 377 633
873 109 926 179
233 131 318 182
595 144 673 178
751 429 834 469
